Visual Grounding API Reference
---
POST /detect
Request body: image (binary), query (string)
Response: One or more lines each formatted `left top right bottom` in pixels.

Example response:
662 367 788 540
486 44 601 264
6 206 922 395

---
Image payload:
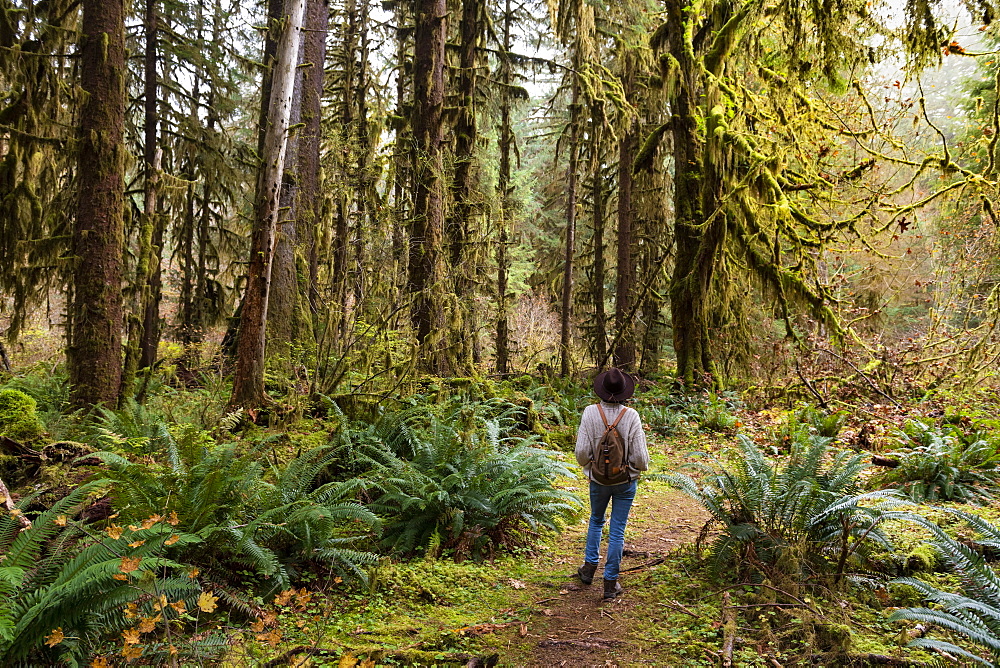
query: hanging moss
0 388 45 444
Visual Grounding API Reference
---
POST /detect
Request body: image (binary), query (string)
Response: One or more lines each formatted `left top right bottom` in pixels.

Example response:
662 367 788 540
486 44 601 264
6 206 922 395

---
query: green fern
86 431 379 589
890 510 1000 665
879 420 1000 504
662 432 909 582
0 481 200 664
358 408 579 559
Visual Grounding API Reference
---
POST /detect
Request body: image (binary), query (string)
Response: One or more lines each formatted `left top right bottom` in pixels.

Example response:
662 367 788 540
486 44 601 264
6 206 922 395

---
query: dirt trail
512 475 710 667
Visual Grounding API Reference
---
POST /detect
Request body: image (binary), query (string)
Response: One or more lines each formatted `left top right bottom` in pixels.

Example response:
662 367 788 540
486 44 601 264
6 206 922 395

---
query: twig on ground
0 474 31 530
721 592 736 667
659 600 701 618
620 557 664 573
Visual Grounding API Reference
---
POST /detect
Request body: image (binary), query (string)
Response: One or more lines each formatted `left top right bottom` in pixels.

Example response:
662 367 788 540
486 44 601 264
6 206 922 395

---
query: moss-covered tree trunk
69 0 126 408
614 114 637 372
559 80 580 378
230 0 306 409
408 0 449 375
296 0 328 318
589 112 608 366
494 0 514 376
664 0 725 388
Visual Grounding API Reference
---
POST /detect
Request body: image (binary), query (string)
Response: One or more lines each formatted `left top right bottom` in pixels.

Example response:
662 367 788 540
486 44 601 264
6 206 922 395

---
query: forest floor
500 471 710 666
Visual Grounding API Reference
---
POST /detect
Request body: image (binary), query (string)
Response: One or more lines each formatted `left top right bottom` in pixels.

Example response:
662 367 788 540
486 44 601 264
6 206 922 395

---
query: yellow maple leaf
136 615 161 633
119 556 141 573
90 657 110 668
112 573 128 581
106 525 123 540
164 534 180 546
169 644 178 655
44 628 64 647
197 591 219 613
121 643 143 661
128 539 145 548
152 594 168 611
188 567 200 579
9 508 21 517
262 610 277 625
124 602 138 619
274 589 294 606
122 628 141 645
54 515 67 527
296 588 313 606
167 511 180 526
250 618 265 633
141 514 163 530
337 653 358 668
169 599 186 614
360 659 376 668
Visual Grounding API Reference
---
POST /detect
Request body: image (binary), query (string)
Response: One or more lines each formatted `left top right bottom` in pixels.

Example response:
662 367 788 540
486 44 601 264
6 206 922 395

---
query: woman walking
575 368 649 600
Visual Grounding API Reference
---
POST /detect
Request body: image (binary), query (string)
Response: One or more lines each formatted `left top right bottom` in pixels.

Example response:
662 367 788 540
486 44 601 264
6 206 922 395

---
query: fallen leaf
54 515 67 527
90 657 110 668
122 628 141 644
164 534 180 546
519 623 528 637
120 644 143 661
119 556 141 573
197 591 219 613
44 628 64 647
508 579 526 589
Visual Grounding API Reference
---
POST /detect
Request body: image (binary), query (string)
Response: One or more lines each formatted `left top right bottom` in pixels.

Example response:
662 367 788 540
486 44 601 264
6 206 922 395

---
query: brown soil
511 476 710 667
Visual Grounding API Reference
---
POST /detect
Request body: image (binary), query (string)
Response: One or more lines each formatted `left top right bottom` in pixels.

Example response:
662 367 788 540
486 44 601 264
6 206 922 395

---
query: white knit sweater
574 401 650 484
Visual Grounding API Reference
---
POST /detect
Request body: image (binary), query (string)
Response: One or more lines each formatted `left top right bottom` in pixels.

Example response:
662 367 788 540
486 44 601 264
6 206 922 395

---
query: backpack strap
596 403 628 430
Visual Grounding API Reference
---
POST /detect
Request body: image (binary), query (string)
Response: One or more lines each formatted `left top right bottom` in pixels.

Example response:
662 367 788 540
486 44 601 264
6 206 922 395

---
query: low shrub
358 406 579 560
664 431 908 584
86 414 379 590
890 509 1000 665
878 420 1000 504
0 481 203 664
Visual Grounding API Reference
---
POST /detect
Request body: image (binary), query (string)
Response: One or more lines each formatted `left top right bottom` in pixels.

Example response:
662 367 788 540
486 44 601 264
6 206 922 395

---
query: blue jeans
585 478 638 581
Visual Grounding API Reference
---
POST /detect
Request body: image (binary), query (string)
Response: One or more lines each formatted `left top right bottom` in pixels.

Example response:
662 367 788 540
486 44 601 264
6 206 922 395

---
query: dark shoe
603 578 623 600
577 562 598 585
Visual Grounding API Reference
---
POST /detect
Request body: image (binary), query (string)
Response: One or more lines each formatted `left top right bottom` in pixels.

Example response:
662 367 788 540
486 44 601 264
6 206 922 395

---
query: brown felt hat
593 368 635 402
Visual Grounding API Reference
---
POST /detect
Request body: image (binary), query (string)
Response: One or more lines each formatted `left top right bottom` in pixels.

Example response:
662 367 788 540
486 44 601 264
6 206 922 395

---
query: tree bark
494 0 514 376
230 0 307 409
138 0 163 371
614 115 638 371
665 0 723 387
559 80 580 378
408 0 449 375
590 112 607 366
295 0 329 317
69 0 126 408
447 0 483 371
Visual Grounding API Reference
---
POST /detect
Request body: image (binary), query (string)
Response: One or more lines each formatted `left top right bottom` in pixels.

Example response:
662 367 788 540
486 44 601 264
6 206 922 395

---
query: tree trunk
267 0 313 359
138 0 163 371
69 0 126 408
590 113 607 366
667 27 722 387
614 116 638 371
559 80 580 377
295 0 328 317
408 0 448 375
447 0 483 371
230 0 306 409
494 0 514 376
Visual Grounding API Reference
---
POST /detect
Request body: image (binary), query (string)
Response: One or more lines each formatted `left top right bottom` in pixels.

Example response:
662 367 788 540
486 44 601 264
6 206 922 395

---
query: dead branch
619 557 665 573
721 591 736 667
0 474 31 530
